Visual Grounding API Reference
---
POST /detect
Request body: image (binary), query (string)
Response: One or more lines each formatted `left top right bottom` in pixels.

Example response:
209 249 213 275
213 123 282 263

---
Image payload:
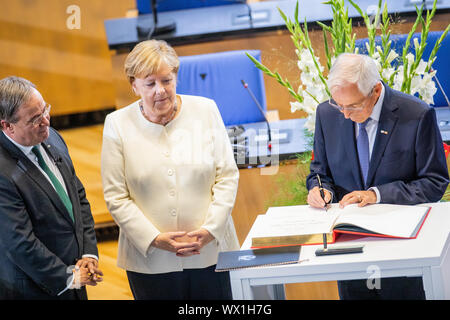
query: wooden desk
104 0 450 49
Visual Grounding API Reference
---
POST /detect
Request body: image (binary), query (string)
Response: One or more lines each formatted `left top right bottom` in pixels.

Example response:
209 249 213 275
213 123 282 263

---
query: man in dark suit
306 53 449 299
0 76 103 299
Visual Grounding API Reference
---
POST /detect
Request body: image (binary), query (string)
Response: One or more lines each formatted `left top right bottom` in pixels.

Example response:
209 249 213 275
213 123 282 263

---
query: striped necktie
357 118 371 185
31 146 74 222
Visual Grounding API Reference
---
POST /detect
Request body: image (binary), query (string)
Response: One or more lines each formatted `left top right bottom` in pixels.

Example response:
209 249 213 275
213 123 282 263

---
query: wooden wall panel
0 0 134 115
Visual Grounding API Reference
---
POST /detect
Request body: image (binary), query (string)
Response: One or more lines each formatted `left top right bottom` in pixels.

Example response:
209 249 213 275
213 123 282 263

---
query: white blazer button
171 209 177 216
168 169 173 176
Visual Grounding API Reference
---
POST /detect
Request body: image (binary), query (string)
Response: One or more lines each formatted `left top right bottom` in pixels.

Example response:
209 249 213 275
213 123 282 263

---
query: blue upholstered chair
355 31 450 108
177 50 267 126
355 31 450 144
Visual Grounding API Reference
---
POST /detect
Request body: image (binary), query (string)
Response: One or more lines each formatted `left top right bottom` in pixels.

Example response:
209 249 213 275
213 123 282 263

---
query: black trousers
338 277 426 300
126 265 232 300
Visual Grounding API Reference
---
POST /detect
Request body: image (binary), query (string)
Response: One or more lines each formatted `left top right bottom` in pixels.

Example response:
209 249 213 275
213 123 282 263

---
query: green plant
264 152 312 210
248 0 449 134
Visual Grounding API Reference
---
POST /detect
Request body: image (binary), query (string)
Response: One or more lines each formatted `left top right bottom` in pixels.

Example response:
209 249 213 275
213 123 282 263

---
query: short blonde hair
124 40 179 84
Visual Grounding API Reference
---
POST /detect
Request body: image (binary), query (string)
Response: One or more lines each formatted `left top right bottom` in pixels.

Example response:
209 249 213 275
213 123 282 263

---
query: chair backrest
355 31 449 107
177 50 267 126
136 0 243 14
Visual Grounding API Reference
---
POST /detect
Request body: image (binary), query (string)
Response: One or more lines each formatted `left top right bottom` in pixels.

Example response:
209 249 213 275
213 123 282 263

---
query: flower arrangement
250 0 450 207
247 0 449 133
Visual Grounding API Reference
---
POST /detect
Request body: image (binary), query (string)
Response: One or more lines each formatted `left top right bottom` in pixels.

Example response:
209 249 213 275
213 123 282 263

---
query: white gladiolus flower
413 38 420 52
290 101 302 113
304 115 316 133
382 67 395 81
393 66 404 91
406 53 415 72
417 72 437 105
289 35 438 134
410 75 422 95
386 50 399 64
416 59 427 75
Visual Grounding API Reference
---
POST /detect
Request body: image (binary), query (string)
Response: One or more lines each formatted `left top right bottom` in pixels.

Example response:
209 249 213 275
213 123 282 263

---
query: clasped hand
73 257 104 287
152 228 214 257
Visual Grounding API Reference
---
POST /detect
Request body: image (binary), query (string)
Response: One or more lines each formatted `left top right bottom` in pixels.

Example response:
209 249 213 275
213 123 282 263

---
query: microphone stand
243 1 254 29
241 79 272 150
430 68 450 109
137 0 176 39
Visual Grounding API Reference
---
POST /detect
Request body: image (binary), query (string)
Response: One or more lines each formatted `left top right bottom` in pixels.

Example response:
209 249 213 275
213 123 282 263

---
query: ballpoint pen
316 174 328 250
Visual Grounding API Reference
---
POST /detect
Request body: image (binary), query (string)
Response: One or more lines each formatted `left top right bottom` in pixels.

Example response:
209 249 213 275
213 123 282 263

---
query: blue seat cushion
177 50 267 126
355 31 449 108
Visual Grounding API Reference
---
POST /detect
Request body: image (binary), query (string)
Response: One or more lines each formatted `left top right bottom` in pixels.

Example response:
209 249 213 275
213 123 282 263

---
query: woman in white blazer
101 40 240 299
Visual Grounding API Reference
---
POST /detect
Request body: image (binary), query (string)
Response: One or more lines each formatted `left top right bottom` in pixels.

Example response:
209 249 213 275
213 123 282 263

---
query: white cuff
57 266 80 296
82 254 99 261
368 187 381 203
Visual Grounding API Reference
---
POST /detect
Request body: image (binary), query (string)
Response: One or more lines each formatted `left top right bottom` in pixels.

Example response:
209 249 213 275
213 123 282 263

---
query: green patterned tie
31 146 74 222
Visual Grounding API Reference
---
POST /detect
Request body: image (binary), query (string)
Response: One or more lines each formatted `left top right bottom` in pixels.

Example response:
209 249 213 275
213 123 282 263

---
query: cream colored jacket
101 95 240 274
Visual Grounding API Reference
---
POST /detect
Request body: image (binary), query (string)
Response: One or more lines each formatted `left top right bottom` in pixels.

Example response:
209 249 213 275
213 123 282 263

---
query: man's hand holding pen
307 186 332 209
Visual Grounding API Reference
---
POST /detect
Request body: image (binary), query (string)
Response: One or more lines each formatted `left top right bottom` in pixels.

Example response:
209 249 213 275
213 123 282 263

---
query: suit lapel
341 115 364 189
0 133 75 226
366 86 399 188
16 157 75 227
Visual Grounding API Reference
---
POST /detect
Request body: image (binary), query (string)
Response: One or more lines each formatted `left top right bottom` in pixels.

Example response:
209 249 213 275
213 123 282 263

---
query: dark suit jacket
0 128 98 300
307 84 449 204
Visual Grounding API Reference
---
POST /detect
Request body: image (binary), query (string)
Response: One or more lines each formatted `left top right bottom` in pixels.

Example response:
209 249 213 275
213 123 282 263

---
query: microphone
151 0 158 26
137 0 176 39
241 79 272 150
54 156 63 165
242 1 254 29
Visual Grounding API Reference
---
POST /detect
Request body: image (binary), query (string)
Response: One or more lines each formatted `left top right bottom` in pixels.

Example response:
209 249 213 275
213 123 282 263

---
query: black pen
316 174 328 212
316 174 328 250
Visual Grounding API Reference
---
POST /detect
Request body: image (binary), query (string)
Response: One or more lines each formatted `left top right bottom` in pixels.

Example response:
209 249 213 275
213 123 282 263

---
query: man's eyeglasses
28 103 51 126
328 87 375 112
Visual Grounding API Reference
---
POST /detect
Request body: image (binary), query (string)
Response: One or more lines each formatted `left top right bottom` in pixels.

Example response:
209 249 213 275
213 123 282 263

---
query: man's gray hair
327 53 381 96
0 76 36 123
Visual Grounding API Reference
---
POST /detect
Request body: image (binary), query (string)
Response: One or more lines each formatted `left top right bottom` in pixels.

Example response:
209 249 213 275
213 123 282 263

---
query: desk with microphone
227 79 310 169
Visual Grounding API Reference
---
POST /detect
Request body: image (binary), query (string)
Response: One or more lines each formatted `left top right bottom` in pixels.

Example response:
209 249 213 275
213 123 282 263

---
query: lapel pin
380 130 388 135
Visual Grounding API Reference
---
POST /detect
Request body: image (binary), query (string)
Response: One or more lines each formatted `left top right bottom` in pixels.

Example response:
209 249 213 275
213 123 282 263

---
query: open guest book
251 203 431 248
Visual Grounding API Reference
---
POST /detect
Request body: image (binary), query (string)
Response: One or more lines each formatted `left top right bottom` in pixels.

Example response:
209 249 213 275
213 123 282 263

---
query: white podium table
230 202 450 300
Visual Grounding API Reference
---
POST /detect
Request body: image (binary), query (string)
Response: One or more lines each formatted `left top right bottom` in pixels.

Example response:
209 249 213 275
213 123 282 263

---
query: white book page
334 203 429 238
254 206 339 237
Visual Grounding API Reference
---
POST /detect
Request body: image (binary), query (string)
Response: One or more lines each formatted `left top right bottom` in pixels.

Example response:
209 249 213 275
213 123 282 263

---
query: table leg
230 275 286 300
